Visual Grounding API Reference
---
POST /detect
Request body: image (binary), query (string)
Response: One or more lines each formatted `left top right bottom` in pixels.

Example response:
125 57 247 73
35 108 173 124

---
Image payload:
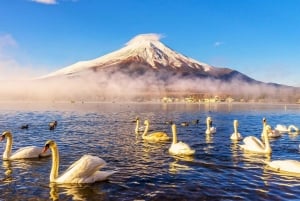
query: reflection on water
169 155 195 174
49 183 108 201
0 102 300 200
2 160 13 183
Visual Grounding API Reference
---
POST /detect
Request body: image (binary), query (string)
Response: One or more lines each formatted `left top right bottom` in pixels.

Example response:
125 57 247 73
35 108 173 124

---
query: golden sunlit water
0 102 300 200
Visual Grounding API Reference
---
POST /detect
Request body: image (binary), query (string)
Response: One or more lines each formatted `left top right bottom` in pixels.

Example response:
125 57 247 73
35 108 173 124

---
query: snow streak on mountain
41 33 243 81
23 33 297 102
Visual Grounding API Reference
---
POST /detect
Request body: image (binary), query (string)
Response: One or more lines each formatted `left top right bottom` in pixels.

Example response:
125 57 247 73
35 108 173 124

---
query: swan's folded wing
268 160 300 174
10 146 43 159
275 124 288 132
149 132 167 138
242 136 264 150
57 155 107 183
170 142 195 155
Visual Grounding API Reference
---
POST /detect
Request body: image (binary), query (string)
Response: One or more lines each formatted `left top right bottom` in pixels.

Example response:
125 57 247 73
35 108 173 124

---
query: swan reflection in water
241 151 271 170
262 166 300 188
230 143 241 166
49 183 107 201
169 155 195 174
1 160 13 183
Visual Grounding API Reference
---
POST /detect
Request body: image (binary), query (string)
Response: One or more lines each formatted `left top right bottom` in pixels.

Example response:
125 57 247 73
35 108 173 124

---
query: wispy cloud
0 34 17 49
213 41 224 47
31 0 57 5
0 34 45 80
126 33 165 46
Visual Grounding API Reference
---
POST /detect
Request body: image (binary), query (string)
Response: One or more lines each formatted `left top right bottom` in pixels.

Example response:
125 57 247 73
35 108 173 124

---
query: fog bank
0 70 299 103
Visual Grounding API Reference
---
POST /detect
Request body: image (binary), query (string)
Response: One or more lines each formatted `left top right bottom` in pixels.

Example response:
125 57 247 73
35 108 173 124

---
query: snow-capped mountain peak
41 33 213 78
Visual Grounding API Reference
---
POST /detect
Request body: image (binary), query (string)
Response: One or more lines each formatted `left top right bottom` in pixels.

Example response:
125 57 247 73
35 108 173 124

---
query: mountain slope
40 33 257 84
35 33 300 103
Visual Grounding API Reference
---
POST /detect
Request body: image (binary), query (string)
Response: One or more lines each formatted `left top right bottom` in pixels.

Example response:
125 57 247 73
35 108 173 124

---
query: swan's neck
289 125 299 132
171 125 178 145
50 145 59 182
263 129 271 152
207 121 211 130
233 124 238 135
3 135 12 160
135 119 140 134
263 122 267 130
142 123 149 137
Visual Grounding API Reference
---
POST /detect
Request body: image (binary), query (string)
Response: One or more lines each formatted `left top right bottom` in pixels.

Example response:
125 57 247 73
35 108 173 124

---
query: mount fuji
40 34 255 83
37 33 298 102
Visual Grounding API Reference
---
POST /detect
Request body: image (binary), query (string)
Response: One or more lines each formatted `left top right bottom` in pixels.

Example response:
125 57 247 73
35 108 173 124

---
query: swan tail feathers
93 170 117 182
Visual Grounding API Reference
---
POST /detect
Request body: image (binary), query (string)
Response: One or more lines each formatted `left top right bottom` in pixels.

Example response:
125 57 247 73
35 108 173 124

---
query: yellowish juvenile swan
0 131 50 160
169 124 195 156
265 159 300 174
43 140 115 183
142 120 170 142
239 125 272 154
230 120 243 141
205 117 216 134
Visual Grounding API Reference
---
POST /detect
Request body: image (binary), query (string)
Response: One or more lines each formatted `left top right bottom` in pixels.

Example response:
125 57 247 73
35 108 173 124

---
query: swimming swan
142 120 170 142
265 160 300 174
230 120 243 141
169 124 195 156
274 124 289 133
205 117 216 134
275 124 300 133
239 125 272 154
0 131 51 160
43 140 115 183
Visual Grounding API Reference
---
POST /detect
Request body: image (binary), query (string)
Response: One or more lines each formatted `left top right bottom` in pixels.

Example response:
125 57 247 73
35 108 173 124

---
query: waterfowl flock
0 120 116 184
1 114 300 187
136 116 300 175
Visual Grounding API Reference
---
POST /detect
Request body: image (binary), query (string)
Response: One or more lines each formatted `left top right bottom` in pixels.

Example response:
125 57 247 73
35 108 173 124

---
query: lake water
0 101 300 201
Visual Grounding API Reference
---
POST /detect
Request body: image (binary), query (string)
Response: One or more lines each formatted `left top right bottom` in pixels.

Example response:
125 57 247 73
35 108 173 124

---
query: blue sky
0 0 300 87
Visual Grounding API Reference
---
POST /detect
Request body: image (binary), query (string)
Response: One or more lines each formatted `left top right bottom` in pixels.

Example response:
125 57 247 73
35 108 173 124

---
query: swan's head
207 117 212 123
43 140 57 153
233 120 238 127
171 123 176 130
0 131 12 141
207 117 213 127
135 116 140 121
262 117 266 124
144 119 149 125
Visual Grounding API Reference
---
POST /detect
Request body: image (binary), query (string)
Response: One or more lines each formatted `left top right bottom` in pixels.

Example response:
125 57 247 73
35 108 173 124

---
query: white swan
265 160 300 174
169 124 195 156
230 120 243 141
0 131 51 160
135 117 145 134
261 118 280 138
43 140 115 183
205 117 216 134
239 125 272 154
274 124 289 133
275 124 299 133
142 120 170 142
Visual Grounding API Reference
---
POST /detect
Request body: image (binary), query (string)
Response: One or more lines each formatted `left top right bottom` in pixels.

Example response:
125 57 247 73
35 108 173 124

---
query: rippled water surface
0 102 300 201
